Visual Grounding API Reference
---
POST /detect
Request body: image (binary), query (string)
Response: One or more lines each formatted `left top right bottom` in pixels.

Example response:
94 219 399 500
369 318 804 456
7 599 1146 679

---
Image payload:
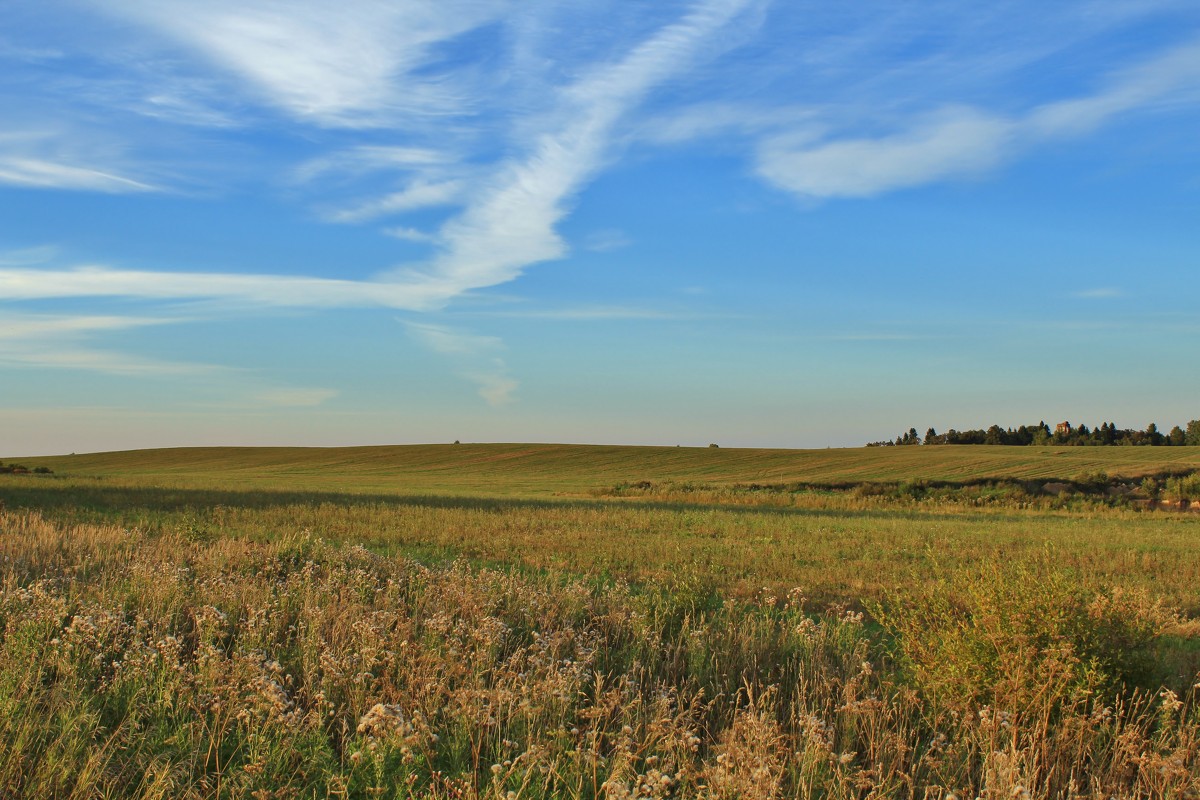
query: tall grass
6 476 1200 612
2 509 1197 798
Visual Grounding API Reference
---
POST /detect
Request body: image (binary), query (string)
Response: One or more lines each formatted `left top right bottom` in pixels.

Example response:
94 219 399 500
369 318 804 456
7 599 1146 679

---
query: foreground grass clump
1 509 1198 798
876 562 1175 715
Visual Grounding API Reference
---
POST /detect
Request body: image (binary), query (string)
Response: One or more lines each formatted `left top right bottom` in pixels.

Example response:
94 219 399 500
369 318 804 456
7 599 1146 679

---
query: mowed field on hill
14 442 1200 496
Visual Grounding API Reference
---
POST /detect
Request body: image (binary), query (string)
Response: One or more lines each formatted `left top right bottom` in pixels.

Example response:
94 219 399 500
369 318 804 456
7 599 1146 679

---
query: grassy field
15 442 1200 495
2 444 1199 797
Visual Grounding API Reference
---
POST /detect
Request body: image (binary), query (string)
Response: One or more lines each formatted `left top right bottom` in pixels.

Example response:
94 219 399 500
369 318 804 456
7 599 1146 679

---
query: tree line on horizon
868 418 1200 447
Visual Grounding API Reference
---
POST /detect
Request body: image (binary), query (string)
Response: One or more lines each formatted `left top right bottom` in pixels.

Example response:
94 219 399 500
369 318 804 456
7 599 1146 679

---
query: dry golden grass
6 473 1200 613
2 508 1198 799
3 445 1200 796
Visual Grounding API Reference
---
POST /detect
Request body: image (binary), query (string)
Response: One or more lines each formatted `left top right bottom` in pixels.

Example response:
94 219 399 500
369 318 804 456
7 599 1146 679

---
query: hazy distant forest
871 418 1200 447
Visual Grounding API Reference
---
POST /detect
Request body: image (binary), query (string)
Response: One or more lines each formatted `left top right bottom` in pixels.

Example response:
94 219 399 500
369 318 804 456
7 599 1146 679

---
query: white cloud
132 88 240 129
383 227 439 244
0 245 59 266
293 146 453 183
468 369 518 406
0 314 177 340
0 156 155 193
0 129 157 193
0 314 345 416
91 0 511 128
329 179 465 223
639 102 813 145
0 346 217 376
387 0 758 304
0 266 448 311
757 109 1013 198
406 321 504 357
1028 39 1200 137
755 37 1200 200
1 1 758 317
0 312 213 376
405 321 517 406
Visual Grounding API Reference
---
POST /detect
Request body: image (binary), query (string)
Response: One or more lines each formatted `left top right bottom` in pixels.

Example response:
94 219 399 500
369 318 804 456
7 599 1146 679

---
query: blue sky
2 0 1200 454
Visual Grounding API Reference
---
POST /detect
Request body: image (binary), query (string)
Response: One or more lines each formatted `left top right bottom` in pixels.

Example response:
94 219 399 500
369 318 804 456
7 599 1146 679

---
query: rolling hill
13 442 1200 496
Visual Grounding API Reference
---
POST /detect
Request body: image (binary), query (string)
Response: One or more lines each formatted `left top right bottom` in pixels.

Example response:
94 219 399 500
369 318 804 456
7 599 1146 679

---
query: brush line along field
2 444 1199 798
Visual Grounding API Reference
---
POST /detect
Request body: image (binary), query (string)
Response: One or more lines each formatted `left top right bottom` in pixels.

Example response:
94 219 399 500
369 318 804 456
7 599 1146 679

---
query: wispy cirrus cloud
757 108 1013 199
0 130 156 193
386 0 760 305
406 321 517 405
754 37 1200 199
0 157 155 192
0 245 59 266
0 312 338 407
6 0 1198 420
292 146 455 183
86 0 511 129
0 314 177 340
1 1 761 315
0 346 218 376
0 266 446 310
383 227 440 244
0 312 214 376
328 179 466 223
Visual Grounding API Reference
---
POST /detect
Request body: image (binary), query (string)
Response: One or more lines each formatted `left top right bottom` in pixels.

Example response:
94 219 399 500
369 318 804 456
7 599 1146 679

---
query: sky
2 0 1200 455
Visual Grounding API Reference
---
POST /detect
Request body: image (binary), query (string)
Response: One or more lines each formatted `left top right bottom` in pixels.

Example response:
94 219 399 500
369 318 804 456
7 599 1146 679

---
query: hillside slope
13 443 1200 496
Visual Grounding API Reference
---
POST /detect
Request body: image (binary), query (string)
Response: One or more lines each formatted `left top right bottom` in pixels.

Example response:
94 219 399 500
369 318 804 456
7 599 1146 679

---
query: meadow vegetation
2 444 1199 797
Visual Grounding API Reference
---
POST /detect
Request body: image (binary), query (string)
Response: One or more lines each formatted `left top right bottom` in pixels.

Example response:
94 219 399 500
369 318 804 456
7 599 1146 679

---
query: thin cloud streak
329 179 465 223
0 156 155 193
0 312 216 376
0 314 178 339
388 0 759 306
0 266 446 311
0 346 220 376
293 146 454 183
0 313 342 407
383 227 439 244
0 128 159 193
405 321 517 406
0 246 59 267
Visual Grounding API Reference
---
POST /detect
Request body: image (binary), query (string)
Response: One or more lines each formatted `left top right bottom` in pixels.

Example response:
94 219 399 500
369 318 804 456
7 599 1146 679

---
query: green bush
1163 473 1200 503
873 560 1174 717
